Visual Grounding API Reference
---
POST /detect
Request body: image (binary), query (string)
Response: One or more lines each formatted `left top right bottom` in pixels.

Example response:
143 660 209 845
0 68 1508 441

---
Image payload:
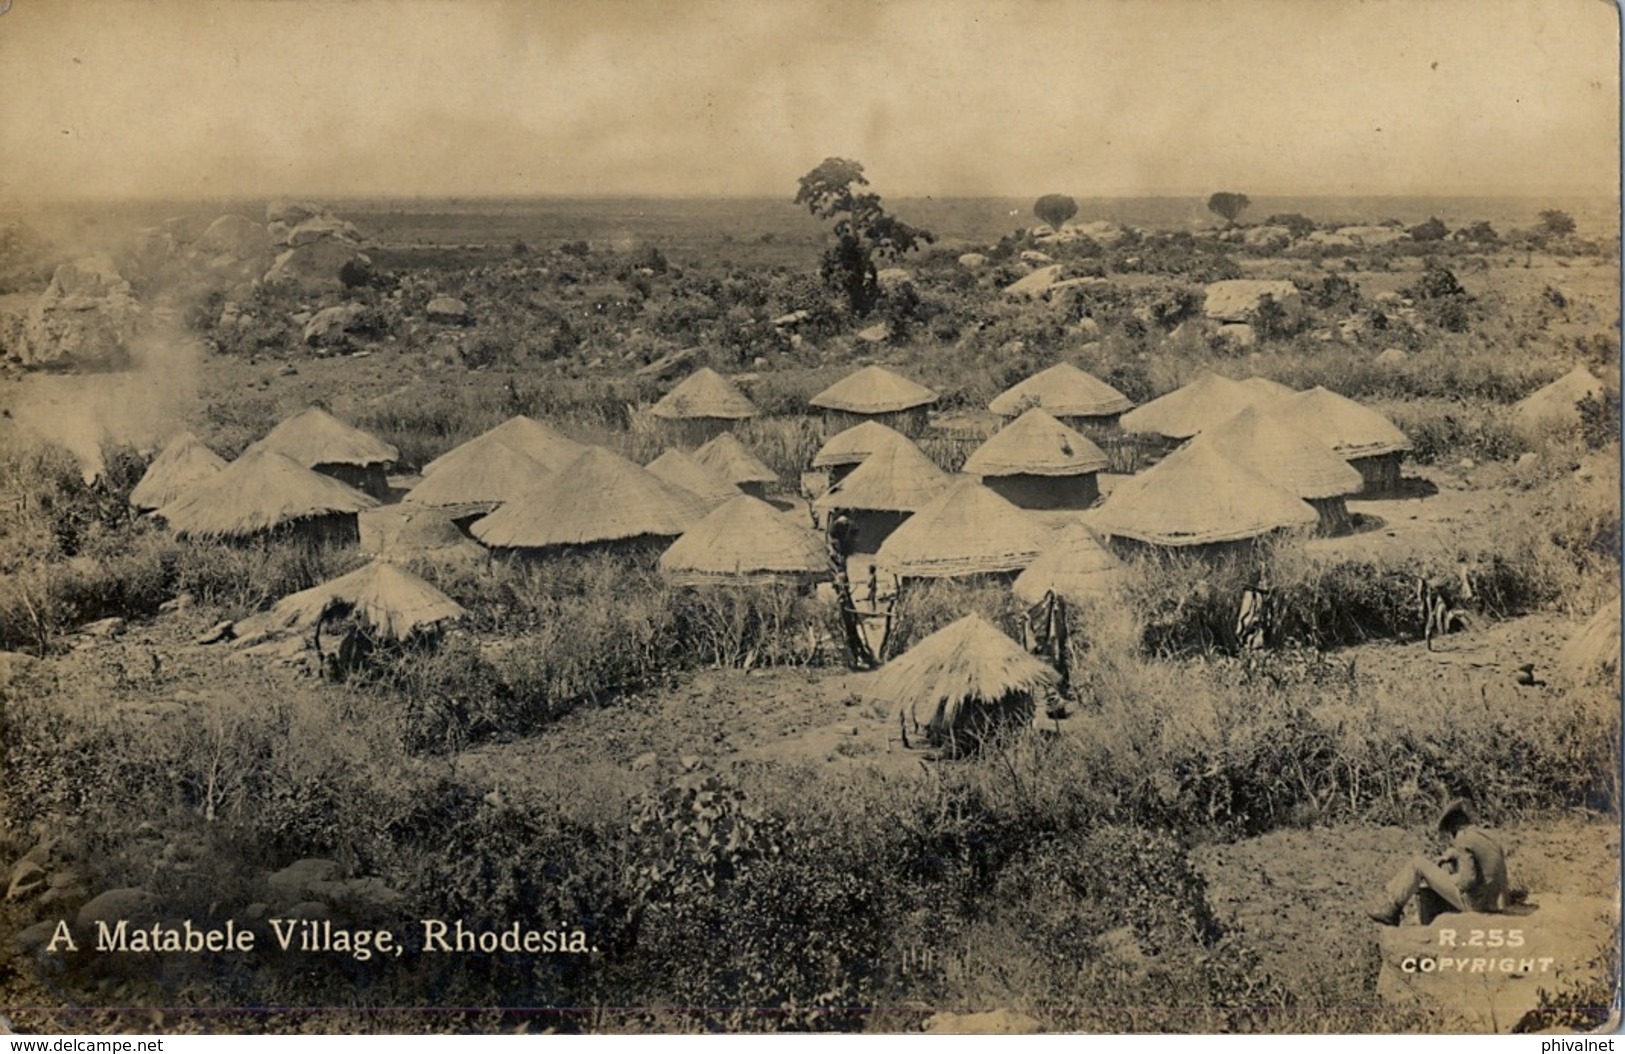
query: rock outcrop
13 255 142 369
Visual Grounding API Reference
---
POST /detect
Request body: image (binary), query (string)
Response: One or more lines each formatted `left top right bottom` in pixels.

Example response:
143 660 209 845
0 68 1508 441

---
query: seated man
1367 799 1509 926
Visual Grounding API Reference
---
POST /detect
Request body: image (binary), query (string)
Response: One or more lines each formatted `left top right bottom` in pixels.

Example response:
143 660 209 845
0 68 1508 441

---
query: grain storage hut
1012 522 1127 607
658 495 828 587
249 561 467 644
1189 405 1364 535
693 433 778 500
810 420 911 488
1512 366 1607 436
1275 386 1412 495
648 366 758 445
421 416 588 476
962 408 1109 510
1119 372 1264 446
875 478 1050 582
156 449 377 545
403 442 553 527
810 365 938 436
987 362 1134 432
130 432 227 512
645 448 742 510
812 437 950 556
244 407 399 499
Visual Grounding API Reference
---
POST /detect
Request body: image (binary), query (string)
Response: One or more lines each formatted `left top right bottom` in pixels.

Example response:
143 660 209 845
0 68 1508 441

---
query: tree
1206 192 1251 225
1408 217 1448 243
1033 193 1078 231
794 158 934 316
1538 209 1577 237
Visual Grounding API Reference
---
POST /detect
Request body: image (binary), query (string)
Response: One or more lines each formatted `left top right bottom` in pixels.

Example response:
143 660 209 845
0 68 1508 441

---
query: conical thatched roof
1092 441 1318 546
1513 366 1607 431
810 365 938 414
156 449 377 539
245 407 398 468
1013 522 1128 605
963 408 1109 477
377 507 489 565
693 433 777 486
1190 405 1363 499
1275 386 1412 459
876 478 1050 577
649 367 757 421
813 437 950 512
130 432 227 511
866 614 1059 729
421 416 588 476
1119 372 1263 440
1558 595 1620 687
403 441 553 514
646 448 743 509
1241 376 1297 400
470 446 707 550
260 561 466 641
659 496 828 585
811 420 911 469
988 363 1133 418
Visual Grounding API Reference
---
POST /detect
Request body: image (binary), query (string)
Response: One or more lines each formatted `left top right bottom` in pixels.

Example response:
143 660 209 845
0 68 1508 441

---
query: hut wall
828 462 859 486
1309 496 1353 537
822 406 930 438
1350 453 1403 496
314 462 391 500
737 480 771 501
846 509 911 555
1058 413 1122 436
1106 534 1263 564
983 472 1099 511
285 512 361 548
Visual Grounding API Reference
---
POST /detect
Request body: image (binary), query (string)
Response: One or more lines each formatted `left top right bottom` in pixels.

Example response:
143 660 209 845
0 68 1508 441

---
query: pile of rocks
3 255 143 369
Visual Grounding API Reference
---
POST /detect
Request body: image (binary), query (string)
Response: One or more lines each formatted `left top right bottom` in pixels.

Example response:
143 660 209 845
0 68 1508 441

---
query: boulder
18 257 142 369
1217 322 1257 347
957 253 988 270
1375 347 1409 367
309 876 406 921
1072 220 1128 246
1003 264 1064 299
265 200 327 227
268 858 342 903
875 267 912 289
76 887 160 930
264 241 372 288
287 217 363 248
425 296 471 324
301 303 370 347
195 215 269 258
1243 225 1294 250
48 255 130 299
1202 279 1304 325
855 322 889 343
1019 250 1054 265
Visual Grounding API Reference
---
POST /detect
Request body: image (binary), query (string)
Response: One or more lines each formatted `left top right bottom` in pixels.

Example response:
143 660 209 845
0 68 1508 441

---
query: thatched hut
403 442 553 527
470 446 707 556
1091 441 1317 556
693 433 777 499
1558 596 1621 689
987 363 1134 432
810 420 911 487
646 448 742 510
648 367 758 445
360 505 489 567
130 432 226 512
1119 372 1263 445
810 365 938 436
1012 522 1127 606
1275 386 1412 495
658 495 828 587
156 449 377 545
1512 366 1607 435
421 416 588 476
244 407 398 499
962 408 1109 510
867 614 1059 754
1190 405 1364 535
875 478 1050 582
251 561 467 643
812 437 950 556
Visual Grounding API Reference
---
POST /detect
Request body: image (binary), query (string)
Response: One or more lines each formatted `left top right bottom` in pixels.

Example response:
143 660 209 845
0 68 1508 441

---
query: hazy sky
1 0 1617 200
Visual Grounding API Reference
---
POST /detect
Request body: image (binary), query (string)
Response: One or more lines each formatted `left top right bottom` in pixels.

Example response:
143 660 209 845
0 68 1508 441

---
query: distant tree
794 157 934 316
1206 192 1251 225
1454 221 1499 245
1408 217 1448 242
1033 193 1078 231
1406 262 1471 332
1266 213 1316 239
1538 209 1578 237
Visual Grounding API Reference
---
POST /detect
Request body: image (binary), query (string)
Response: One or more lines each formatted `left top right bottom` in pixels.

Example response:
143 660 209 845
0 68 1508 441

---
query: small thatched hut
244 407 399 499
810 420 911 487
360 505 489 567
421 416 588 476
812 437 950 556
1190 405 1364 535
693 433 777 499
403 442 553 526
962 408 1109 510
470 446 707 556
130 432 227 512
1091 441 1317 556
1275 386 1412 495
987 363 1134 432
648 367 758 445
646 448 743 510
810 365 938 436
867 614 1059 754
1558 595 1621 689
1118 372 1263 445
1012 522 1127 606
156 449 377 545
658 495 828 587
239 561 466 653
875 478 1050 582
1512 366 1607 435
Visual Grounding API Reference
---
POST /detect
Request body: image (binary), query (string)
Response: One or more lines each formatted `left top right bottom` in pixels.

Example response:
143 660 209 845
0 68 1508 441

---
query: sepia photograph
0 0 1619 1036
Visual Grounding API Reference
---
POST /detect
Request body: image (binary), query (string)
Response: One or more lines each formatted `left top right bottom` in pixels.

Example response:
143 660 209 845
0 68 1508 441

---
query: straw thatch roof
1119 372 1264 440
987 363 1133 418
1275 386 1412 459
403 441 552 515
372 506 489 565
1092 441 1318 546
658 495 827 584
693 433 777 485
812 437 950 512
963 408 1109 477
649 367 758 421
1190 405 1363 499
256 561 466 641
876 478 1050 578
130 432 227 511
1012 522 1128 605
1241 376 1297 400
810 365 938 414
646 448 743 509
156 449 377 539
421 416 588 476
866 614 1059 731
470 446 707 550
811 420 911 469
1513 366 1606 432
1558 596 1620 687
245 407 398 468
